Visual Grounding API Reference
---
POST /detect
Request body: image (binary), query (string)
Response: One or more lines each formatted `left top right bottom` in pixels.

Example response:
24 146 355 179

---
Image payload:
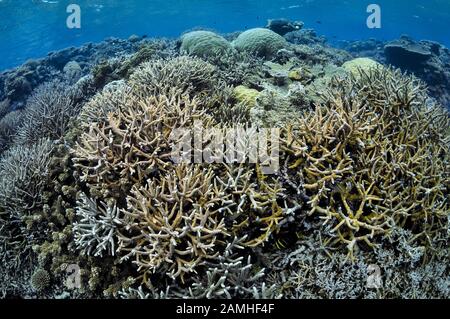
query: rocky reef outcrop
341 35 450 109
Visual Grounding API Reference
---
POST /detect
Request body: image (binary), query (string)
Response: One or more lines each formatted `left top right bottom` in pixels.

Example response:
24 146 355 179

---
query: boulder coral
232 85 260 108
233 28 287 59
342 57 382 76
180 31 232 58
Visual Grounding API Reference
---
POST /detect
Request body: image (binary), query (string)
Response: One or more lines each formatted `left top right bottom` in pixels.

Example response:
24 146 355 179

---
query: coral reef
0 36 165 109
265 228 449 298
0 22 449 300
341 35 450 109
233 28 288 59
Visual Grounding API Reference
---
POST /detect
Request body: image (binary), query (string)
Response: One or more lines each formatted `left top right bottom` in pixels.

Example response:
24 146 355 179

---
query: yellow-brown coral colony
0 31 449 298
280 68 449 257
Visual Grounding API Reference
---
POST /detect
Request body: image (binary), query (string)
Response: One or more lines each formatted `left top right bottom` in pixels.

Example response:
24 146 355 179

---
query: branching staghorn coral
279 67 450 257
187 236 280 299
204 51 264 87
15 80 81 145
0 110 23 153
129 56 218 99
67 50 448 298
265 227 449 299
117 164 230 280
129 55 236 115
72 94 215 199
214 162 286 247
72 92 287 285
211 99 250 125
78 82 133 126
73 193 120 257
119 236 280 299
0 138 54 217
0 99 10 120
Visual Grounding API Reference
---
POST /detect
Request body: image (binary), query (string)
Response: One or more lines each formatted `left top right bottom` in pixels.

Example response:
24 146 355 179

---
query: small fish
412 15 420 19
316 20 322 24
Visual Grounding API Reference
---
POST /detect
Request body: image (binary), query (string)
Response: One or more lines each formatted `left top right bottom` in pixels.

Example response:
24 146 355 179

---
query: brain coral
233 28 287 59
180 31 232 58
342 57 382 76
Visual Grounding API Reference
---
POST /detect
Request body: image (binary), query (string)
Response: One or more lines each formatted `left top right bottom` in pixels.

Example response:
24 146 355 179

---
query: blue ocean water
0 0 449 71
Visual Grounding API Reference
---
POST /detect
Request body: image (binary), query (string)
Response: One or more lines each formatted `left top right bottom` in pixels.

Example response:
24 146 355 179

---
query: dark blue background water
0 0 449 71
